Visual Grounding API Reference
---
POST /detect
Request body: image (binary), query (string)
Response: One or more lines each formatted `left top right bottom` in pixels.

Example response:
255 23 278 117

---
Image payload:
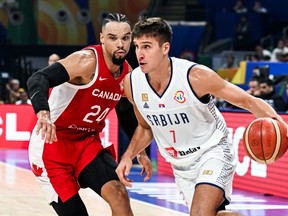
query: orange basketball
243 117 288 164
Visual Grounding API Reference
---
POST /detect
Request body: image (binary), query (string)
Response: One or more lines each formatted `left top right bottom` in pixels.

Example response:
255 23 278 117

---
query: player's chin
112 56 126 65
139 64 148 72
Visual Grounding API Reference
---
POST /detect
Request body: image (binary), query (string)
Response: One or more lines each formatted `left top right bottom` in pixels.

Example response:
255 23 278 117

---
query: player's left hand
36 110 57 144
116 157 134 187
137 153 152 182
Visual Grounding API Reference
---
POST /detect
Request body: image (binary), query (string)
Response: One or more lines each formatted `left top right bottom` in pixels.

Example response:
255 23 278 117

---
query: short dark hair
260 78 274 86
132 17 173 46
102 13 130 27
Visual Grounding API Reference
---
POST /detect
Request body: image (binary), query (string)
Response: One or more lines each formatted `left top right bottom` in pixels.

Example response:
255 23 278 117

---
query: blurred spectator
252 0 268 14
270 39 288 62
234 15 251 50
15 88 31 105
243 54 252 61
5 78 20 104
255 44 271 61
233 0 248 14
221 54 238 69
246 77 261 96
259 78 287 112
48 53 60 66
243 53 258 61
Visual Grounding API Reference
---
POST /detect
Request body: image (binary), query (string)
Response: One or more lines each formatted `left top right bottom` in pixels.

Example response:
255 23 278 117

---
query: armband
27 62 70 114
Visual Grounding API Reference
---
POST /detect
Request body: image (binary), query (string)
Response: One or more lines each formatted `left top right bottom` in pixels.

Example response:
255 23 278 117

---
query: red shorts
29 131 115 203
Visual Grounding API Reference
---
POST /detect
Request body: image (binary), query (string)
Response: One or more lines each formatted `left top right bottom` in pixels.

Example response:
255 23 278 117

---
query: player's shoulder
171 57 196 68
67 49 95 60
78 44 101 58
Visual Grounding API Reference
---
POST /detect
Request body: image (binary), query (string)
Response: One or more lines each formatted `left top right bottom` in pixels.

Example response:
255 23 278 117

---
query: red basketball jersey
48 45 129 138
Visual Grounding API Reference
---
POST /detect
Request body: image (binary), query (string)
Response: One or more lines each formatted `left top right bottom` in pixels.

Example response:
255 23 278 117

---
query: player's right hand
36 110 57 144
116 157 133 187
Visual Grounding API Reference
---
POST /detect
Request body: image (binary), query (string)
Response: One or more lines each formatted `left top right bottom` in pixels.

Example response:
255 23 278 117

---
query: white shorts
172 137 237 210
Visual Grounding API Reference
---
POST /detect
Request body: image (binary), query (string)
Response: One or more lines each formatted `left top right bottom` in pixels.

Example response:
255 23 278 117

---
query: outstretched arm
189 65 287 133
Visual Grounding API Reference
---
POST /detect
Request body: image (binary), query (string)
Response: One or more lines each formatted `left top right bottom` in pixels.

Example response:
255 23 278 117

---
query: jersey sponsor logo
166 146 200 158
68 124 96 132
146 112 189 126
178 146 200 156
165 146 200 158
92 89 122 101
174 90 186 103
99 77 107 81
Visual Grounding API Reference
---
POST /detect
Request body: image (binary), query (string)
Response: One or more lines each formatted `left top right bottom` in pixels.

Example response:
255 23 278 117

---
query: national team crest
174 90 186 103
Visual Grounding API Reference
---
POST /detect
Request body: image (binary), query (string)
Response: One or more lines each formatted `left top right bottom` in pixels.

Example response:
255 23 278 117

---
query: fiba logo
173 90 186 103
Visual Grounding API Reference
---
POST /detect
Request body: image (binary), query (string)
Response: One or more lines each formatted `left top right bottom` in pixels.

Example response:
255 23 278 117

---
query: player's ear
163 42 170 55
100 33 104 44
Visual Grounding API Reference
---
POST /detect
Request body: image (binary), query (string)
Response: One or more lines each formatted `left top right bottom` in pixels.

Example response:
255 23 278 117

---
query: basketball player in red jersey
27 13 152 216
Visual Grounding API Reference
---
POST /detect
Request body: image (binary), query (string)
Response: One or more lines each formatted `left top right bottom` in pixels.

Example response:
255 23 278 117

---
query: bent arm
26 50 96 143
27 49 96 114
116 73 153 186
122 73 154 160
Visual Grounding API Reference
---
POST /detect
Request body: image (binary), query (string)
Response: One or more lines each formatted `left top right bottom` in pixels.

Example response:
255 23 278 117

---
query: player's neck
149 57 170 80
147 59 171 94
111 67 122 78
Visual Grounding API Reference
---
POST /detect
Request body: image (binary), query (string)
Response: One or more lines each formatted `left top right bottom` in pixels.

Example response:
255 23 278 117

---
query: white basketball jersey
131 57 229 166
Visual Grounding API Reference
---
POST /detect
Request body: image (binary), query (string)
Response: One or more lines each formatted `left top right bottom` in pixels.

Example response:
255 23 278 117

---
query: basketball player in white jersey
116 17 287 216
27 13 151 216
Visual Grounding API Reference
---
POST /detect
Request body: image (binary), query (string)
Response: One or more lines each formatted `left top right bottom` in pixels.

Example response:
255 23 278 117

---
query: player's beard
112 52 126 66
